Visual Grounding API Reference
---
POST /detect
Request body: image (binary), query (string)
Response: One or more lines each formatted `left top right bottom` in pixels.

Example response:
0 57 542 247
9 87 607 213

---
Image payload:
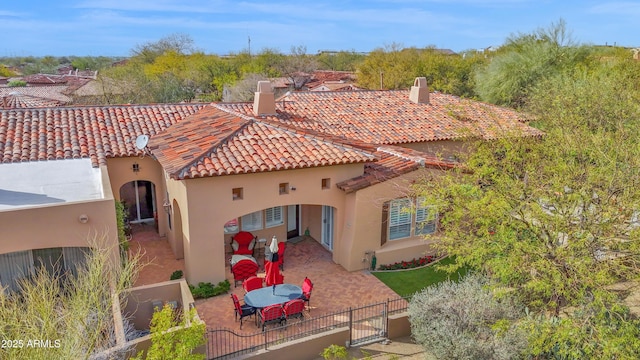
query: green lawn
372 257 469 297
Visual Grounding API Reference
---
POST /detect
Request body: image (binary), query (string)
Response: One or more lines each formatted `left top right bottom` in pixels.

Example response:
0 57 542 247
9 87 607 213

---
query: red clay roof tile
219 90 542 144
0 104 205 166
149 105 376 179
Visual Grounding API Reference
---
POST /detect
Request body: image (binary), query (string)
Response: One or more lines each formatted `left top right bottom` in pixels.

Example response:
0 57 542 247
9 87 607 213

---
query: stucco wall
401 140 467 160
106 156 169 237
344 168 443 271
172 163 364 284
0 165 119 262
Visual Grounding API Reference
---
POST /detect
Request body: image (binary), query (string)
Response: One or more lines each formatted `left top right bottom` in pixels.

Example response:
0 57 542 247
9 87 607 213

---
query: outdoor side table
244 284 303 309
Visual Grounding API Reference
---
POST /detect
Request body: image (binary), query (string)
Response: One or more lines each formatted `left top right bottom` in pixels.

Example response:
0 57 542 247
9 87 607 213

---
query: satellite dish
135 134 149 150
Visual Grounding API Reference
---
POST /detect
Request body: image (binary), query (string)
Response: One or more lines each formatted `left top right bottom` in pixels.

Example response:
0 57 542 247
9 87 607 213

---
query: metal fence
206 297 409 360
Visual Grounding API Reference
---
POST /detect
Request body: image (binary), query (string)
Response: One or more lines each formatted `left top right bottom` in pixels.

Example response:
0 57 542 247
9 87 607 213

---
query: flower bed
377 255 436 270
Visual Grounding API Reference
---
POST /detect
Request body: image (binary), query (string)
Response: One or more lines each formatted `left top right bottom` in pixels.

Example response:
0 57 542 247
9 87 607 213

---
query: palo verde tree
417 57 640 358
474 19 593 108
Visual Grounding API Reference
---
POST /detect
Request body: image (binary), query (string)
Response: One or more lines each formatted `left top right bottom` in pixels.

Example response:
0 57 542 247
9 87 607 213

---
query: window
241 211 263 231
279 183 289 195
389 199 412 240
0 247 90 293
232 188 243 200
321 178 331 190
265 206 284 228
415 197 437 235
386 198 437 241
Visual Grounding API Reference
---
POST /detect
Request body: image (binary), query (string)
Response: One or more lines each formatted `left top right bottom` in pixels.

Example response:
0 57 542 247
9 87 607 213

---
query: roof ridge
172 106 253 179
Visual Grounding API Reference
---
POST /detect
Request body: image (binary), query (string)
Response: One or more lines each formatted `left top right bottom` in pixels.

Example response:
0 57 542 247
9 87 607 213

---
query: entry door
120 180 156 223
287 205 299 239
321 206 334 250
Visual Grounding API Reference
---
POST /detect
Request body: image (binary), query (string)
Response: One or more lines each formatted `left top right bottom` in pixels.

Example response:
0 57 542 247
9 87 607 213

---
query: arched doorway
119 180 156 224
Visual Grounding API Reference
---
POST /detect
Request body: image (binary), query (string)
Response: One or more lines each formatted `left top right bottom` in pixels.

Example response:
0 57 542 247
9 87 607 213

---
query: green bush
409 273 527 360
188 280 230 299
170 270 183 280
7 80 27 87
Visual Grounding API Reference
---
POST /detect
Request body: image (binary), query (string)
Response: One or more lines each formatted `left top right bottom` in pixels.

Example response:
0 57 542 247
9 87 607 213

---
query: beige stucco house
0 78 541 287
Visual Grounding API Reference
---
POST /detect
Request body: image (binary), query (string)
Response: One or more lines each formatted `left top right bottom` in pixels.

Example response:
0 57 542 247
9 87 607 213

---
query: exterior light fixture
162 200 172 214
132 162 140 173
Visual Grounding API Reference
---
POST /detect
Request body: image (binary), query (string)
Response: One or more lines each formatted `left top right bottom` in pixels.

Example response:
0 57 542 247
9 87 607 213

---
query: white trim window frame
389 198 412 240
415 197 437 235
241 211 263 231
265 206 284 228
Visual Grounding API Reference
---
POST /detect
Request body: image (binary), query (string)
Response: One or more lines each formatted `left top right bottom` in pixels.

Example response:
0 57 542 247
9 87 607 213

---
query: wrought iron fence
206 297 409 360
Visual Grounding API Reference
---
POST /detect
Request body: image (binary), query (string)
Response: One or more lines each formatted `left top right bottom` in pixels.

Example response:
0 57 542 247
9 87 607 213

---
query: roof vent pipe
253 81 276 116
409 77 430 104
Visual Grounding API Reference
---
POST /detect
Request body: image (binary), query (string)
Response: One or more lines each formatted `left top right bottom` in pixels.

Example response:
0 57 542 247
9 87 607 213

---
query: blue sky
1 1 638 57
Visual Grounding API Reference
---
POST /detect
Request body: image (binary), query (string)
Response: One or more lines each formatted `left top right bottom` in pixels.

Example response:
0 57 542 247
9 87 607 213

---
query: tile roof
219 90 542 145
0 86 72 103
2 92 63 109
149 105 376 179
336 145 457 193
0 103 205 166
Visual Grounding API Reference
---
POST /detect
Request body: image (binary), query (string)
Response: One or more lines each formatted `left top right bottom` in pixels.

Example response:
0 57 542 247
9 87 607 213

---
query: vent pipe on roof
253 81 276 116
409 77 430 104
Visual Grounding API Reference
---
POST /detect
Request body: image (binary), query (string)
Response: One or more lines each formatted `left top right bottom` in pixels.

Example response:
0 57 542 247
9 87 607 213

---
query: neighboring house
0 85 72 105
0 78 541 287
1 91 63 109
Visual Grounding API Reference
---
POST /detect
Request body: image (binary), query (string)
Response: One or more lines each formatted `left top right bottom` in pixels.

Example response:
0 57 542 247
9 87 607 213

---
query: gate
348 302 387 346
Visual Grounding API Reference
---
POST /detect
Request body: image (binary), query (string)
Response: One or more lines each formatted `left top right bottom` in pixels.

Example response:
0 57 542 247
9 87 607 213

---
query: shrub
321 344 349 360
188 280 230 299
7 79 27 87
409 273 527 360
170 270 183 280
377 255 435 270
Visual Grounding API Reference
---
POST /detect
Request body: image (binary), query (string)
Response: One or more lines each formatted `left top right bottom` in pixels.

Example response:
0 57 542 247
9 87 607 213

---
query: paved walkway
129 225 401 334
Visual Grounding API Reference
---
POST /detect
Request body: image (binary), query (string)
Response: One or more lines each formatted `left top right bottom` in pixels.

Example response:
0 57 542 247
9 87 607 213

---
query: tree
417 56 640 357
474 19 592 107
224 73 268 102
356 44 419 90
409 274 527 360
132 304 206 360
277 45 319 90
316 50 365 71
132 33 197 64
0 237 142 360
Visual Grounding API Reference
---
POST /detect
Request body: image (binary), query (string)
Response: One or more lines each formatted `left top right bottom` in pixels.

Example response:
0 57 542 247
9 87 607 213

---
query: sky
1 1 638 57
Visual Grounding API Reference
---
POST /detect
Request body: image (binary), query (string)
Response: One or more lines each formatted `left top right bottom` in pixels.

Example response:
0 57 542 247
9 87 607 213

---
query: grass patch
373 257 469 297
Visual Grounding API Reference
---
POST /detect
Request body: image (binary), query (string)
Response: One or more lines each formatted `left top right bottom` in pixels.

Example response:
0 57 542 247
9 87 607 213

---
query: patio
129 224 401 333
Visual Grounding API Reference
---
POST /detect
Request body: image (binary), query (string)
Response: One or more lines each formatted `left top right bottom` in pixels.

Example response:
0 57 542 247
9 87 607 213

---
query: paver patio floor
129 224 402 334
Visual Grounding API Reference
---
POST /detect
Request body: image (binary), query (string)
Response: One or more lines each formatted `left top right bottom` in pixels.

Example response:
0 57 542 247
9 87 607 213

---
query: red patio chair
231 231 257 256
301 277 314 312
231 259 259 287
283 298 305 321
242 276 263 293
258 304 285 331
231 294 256 329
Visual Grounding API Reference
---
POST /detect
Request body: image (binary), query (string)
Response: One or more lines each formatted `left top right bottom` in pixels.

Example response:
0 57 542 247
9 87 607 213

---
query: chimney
253 81 276 116
409 77 429 104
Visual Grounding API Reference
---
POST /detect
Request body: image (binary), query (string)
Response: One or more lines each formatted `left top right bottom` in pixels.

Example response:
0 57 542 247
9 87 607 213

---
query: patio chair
231 231 257 256
231 294 256 329
258 304 285 331
283 298 305 321
232 259 259 287
242 276 264 293
300 277 314 312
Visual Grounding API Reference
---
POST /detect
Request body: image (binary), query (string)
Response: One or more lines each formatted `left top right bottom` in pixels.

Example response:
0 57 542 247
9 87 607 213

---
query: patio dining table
244 284 303 309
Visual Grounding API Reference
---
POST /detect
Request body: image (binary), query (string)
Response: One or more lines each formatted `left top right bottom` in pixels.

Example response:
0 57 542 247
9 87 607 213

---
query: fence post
347 307 353 348
384 298 390 338
264 325 268 350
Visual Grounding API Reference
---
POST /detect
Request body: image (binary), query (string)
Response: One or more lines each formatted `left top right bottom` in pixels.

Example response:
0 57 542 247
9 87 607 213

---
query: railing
206 297 410 360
